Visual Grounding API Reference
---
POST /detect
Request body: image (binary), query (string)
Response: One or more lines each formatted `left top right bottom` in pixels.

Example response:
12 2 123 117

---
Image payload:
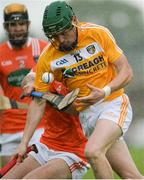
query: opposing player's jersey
31 63 87 161
40 105 87 161
35 23 124 111
0 37 48 133
39 81 87 162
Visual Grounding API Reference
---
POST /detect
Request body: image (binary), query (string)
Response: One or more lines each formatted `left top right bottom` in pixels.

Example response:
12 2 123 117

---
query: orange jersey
40 105 87 161
0 37 48 133
30 65 87 160
35 23 124 111
31 59 87 161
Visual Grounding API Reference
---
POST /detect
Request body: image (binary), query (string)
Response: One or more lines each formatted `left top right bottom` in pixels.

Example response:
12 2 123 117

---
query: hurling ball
42 72 54 83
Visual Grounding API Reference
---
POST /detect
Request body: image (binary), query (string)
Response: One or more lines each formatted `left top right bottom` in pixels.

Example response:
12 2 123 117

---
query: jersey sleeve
94 27 123 63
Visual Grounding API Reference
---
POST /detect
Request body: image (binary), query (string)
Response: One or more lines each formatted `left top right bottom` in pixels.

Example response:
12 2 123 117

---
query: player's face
50 25 77 51
6 20 29 40
4 20 30 47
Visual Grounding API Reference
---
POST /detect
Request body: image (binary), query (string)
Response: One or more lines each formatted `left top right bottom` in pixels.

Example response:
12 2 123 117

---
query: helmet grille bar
56 6 61 16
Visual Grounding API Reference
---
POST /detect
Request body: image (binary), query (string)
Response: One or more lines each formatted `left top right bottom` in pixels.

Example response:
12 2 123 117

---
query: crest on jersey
86 45 95 54
7 69 30 87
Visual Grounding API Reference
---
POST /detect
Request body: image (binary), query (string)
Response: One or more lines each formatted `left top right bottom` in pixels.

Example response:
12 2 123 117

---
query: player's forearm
108 63 133 92
21 98 46 146
106 54 133 93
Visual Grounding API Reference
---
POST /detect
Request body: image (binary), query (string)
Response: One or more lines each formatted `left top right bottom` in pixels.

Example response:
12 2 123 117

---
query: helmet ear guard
42 1 75 38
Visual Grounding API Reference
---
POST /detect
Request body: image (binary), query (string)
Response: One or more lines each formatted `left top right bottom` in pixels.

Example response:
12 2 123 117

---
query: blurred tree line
70 0 144 120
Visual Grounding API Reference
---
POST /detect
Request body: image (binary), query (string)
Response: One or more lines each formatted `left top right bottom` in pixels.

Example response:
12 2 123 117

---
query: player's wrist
102 85 111 97
21 139 29 146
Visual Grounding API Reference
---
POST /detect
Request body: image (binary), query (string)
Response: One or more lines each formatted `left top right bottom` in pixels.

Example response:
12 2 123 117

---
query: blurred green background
0 0 144 178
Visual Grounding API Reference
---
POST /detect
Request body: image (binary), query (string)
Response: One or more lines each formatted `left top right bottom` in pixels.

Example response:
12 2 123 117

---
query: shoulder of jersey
0 41 7 48
80 22 109 32
37 39 48 45
38 42 51 59
0 41 9 55
80 22 115 41
31 37 48 45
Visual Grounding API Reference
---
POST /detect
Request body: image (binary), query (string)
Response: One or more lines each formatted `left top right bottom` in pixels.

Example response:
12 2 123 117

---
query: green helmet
42 1 74 38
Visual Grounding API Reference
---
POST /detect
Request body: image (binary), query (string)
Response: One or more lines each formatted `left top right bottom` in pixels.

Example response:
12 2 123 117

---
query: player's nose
57 34 65 43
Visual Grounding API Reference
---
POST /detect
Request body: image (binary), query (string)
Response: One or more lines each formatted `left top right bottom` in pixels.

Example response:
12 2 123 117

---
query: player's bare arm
108 54 133 92
16 98 46 162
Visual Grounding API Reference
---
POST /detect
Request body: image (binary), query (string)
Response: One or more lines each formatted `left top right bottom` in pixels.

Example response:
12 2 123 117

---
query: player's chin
12 32 27 39
14 36 25 40
59 43 74 51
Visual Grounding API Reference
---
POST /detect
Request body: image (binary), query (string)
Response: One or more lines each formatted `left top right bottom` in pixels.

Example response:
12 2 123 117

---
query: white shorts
79 94 132 138
0 128 44 156
29 142 90 179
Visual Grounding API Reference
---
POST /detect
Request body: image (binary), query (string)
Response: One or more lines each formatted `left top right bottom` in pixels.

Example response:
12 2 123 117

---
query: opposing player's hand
21 72 35 96
13 143 28 164
22 83 34 96
76 83 105 106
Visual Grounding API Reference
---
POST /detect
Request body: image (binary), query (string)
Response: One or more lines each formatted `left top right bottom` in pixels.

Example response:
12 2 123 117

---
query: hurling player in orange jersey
2 69 90 179
11 1 143 179
0 3 48 166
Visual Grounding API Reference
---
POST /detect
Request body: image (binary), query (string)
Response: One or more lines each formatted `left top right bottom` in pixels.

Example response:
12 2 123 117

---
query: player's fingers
22 84 31 90
76 96 92 102
87 83 97 89
23 86 34 95
16 154 23 164
21 77 29 87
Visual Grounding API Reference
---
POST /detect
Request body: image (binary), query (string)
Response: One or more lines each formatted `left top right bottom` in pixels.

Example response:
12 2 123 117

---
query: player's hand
21 72 35 96
22 83 35 96
76 83 105 106
13 143 28 164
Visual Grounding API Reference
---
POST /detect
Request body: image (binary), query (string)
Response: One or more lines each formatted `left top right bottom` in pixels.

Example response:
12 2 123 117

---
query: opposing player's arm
20 97 46 150
21 72 80 110
31 88 79 110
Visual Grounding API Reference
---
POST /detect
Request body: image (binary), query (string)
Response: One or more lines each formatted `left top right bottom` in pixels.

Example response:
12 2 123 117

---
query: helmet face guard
49 31 78 52
3 3 29 48
42 1 74 39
